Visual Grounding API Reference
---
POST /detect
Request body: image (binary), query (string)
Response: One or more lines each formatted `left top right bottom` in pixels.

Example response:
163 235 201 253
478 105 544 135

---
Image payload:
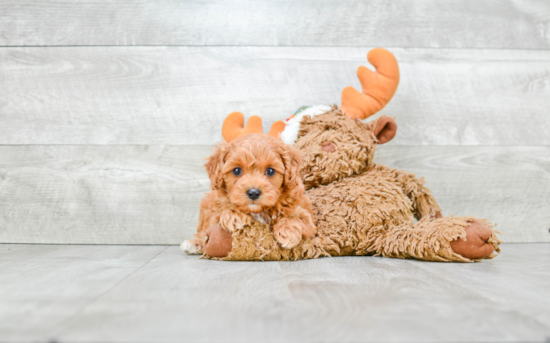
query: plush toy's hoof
203 224 233 258
450 220 495 259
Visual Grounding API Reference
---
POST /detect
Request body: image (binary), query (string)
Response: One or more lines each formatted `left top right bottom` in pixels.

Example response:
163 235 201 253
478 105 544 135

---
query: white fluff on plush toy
280 105 332 145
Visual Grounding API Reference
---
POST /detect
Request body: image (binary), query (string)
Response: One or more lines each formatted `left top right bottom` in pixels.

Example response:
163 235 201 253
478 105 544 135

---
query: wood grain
0 0 549 48
0 244 167 342
1 244 544 343
1 46 549 145
412 243 550 329
0 145 212 245
0 145 547 244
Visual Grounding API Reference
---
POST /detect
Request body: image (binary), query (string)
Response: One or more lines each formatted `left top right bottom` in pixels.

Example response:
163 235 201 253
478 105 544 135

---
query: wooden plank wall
0 0 549 244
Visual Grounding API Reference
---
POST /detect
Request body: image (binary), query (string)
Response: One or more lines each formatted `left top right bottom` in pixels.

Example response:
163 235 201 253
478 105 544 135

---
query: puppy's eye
232 167 242 176
266 168 275 177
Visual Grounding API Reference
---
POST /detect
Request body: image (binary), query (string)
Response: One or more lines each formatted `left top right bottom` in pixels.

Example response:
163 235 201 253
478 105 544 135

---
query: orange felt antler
341 48 400 120
222 112 285 142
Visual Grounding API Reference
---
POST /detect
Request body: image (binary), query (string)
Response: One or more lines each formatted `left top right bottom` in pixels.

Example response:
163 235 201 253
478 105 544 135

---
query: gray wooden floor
1 243 549 343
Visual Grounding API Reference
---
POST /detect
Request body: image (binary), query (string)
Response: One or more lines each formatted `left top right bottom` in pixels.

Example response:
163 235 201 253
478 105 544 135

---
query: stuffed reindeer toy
182 48 501 262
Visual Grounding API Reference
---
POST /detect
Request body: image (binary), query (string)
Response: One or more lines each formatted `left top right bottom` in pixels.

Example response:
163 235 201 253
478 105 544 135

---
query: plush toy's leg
449 220 500 259
388 168 442 219
202 220 329 261
203 224 233 258
363 216 501 262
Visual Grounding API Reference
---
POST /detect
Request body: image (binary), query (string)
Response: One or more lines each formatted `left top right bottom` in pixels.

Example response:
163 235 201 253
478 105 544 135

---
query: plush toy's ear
374 116 397 144
204 143 229 190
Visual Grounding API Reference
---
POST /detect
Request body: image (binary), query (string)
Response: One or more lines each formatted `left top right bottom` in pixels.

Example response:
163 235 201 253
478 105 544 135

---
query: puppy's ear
281 145 302 190
205 143 229 190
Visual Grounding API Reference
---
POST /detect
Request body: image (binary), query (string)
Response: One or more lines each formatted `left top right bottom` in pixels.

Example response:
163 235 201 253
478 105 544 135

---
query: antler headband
222 112 285 142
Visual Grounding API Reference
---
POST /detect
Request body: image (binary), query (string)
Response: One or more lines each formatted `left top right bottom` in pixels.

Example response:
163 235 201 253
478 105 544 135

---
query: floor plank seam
48 246 170 338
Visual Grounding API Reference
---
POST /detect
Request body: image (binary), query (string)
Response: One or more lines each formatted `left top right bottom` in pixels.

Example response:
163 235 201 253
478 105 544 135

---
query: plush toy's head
280 48 400 189
218 48 400 190
294 109 397 189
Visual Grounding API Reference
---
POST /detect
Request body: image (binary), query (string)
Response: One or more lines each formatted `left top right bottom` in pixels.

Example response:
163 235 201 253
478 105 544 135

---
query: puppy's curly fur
181 133 316 254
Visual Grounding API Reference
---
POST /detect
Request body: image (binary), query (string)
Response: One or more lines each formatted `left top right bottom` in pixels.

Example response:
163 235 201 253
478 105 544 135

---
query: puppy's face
222 144 285 214
206 134 301 214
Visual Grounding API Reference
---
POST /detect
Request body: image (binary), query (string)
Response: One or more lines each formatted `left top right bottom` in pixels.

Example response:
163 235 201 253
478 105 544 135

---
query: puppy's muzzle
247 188 261 200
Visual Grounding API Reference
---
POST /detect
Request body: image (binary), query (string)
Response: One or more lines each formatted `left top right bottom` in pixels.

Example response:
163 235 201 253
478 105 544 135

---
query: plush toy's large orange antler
341 48 400 120
222 112 285 142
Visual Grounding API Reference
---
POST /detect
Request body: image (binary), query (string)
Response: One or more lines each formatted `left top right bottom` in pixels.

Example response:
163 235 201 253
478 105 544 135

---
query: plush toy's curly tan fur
202 108 501 262
207 216 499 263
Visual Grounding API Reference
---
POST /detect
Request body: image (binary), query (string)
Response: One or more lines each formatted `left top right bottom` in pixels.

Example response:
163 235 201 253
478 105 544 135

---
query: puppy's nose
247 188 261 200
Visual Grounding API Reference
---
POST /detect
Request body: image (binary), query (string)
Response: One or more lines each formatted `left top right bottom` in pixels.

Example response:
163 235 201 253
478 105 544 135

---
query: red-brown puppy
181 133 316 255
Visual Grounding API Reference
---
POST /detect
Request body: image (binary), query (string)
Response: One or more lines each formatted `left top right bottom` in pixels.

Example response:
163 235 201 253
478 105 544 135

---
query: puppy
181 133 316 255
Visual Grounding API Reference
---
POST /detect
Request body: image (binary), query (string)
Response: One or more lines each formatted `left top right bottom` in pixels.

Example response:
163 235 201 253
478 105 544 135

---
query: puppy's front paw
219 210 252 232
180 238 203 255
273 219 303 249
